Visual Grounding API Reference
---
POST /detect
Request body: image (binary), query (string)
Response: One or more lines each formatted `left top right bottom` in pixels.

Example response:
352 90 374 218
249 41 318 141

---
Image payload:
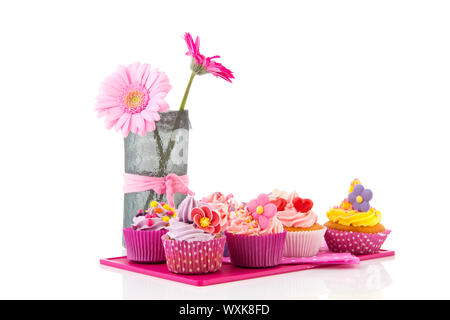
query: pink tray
100 249 394 286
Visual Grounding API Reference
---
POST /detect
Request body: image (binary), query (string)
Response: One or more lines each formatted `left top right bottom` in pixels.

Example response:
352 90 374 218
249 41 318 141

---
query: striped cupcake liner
123 228 168 263
284 228 326 257
225 231 287 268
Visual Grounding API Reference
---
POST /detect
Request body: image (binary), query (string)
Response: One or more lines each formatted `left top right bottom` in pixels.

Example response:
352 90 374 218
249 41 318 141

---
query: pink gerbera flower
96 62 171 137
184 33 234 83
247 194 277 230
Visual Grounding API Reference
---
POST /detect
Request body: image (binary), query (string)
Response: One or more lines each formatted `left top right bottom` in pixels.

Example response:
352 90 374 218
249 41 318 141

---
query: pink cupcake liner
162 235 226 274
225 231 287 268
324 228 391 255
284 228 326 257
123 228 168 263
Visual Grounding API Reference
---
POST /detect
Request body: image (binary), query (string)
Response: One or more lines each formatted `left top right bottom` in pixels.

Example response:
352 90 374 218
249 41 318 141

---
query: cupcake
202 192 239 257
162 205 226 274
225 194 286 268
273 191 326 257
324 179 391 255
202 192 238 231
176 195 209 223
123 201 175 263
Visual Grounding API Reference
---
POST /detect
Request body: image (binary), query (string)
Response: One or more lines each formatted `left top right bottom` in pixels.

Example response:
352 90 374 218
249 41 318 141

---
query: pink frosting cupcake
202 192 238 232
225 194 286 268
272 191 326 257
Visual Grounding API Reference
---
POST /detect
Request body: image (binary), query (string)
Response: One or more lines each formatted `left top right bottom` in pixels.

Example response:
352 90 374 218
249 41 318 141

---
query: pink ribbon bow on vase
123 173 194 208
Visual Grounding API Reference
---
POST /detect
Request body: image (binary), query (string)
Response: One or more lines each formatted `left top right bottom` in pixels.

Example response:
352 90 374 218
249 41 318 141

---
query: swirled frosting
286 191 299 204
131 202 175 231
226 207 284 236
277 203 318 228
202 192 238 231
166 220 215 242
226 208 260 235
327 207 381 227
327 180 382 227
176 196 210 223
131 215 168 231
259 216 284 235
269 189 288 201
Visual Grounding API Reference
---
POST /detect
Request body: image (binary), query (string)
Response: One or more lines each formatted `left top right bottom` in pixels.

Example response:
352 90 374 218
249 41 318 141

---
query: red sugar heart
270 198 287 211
292 197 314 213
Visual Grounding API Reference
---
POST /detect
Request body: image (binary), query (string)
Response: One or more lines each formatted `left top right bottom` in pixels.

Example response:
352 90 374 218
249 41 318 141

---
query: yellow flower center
356 195 364 203
200 217 211 227
256 205 264 215
162 216 170 222
163 204 171 210
125 90 144 109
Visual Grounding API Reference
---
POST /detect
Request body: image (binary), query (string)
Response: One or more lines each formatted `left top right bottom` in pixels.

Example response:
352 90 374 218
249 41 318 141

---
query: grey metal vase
123 110 190 230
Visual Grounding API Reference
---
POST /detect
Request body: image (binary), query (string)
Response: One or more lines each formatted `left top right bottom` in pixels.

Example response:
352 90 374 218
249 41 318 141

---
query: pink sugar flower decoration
191 206 221 234
247 194 277 230
96 62 171 137
184 33 234 83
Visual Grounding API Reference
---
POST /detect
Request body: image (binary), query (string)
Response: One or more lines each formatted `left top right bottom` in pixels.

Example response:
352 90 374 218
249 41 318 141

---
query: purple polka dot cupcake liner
324 228 391 255
225 231 287 268
123 228 168 263
162 235 226 274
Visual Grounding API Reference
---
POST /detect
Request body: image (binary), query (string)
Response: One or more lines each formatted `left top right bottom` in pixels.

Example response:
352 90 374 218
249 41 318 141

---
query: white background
0 0 449 299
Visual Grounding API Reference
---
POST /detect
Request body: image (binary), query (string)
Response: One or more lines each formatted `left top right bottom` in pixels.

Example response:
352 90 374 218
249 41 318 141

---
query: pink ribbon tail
123 173 194 208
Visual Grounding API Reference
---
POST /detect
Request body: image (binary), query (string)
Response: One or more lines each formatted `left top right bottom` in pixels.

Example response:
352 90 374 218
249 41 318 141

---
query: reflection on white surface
322 259 393 299
104 257 394 300
120 269 328 300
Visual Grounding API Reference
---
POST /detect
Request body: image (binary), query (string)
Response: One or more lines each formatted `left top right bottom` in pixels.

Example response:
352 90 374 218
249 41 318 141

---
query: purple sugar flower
348 184 373 212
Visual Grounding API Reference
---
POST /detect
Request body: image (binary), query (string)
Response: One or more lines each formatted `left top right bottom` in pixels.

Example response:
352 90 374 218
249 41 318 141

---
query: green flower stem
143 126 164 211
144 72 196 209
153 126 165 171
179 72 195 111
158 72 196 174
157 118 180 176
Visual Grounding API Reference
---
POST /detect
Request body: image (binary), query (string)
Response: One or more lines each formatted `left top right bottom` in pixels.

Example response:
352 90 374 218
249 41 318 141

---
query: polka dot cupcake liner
284 228 326 257
324 228 391 255
123 228 168 263
162 235 226 274
225 231 287 268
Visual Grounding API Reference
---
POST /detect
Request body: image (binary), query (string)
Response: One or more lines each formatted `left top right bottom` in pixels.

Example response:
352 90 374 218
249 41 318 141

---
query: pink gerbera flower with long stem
178 32 234 110
96 62 171 137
